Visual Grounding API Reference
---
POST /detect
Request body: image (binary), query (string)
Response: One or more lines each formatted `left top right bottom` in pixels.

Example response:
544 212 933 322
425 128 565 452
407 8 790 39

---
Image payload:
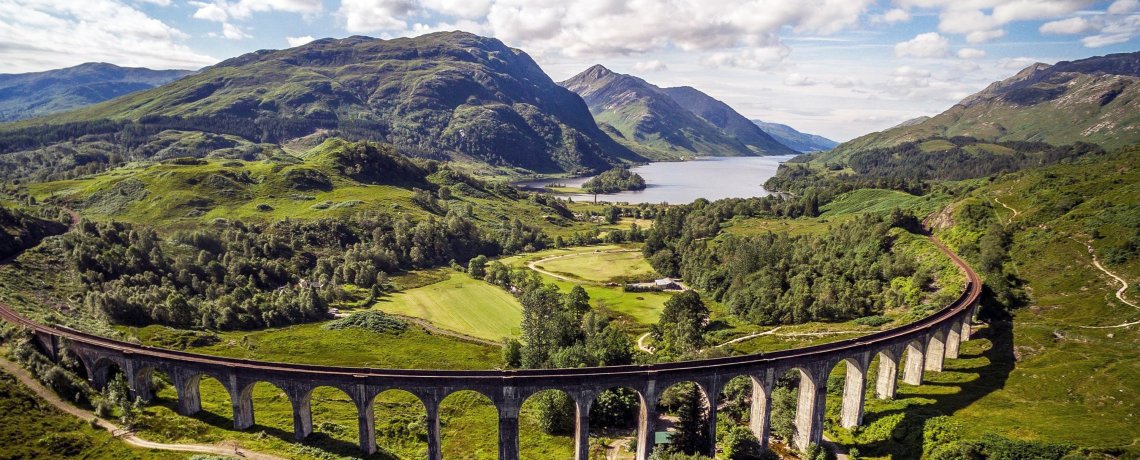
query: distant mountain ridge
560 65 794 158
750 120 838 152
5 32 640 174
0 63 193 122
822 50 1140 162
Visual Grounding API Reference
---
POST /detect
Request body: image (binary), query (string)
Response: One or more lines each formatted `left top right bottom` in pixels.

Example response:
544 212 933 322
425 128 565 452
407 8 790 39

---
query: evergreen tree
667 383 709 455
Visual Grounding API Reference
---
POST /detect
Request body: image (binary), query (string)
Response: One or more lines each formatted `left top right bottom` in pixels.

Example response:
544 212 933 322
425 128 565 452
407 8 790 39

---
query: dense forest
765 136 1104 206
644 198 928 325
62 210 548 330
582 167 646 193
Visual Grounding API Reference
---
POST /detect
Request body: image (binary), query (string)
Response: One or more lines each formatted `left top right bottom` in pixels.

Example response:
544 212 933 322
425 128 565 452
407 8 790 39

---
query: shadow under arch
372 388 429 458
439 389 498 459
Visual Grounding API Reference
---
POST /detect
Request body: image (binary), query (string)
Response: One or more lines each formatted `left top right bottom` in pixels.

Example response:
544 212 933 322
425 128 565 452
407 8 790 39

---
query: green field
532 250 658 284
128 320 501 370
375 271 524 341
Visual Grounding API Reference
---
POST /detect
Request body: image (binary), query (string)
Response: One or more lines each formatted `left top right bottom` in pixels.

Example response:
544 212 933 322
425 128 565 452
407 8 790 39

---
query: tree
564 285 591 318
654 290 709 356
468 254 488 278
667 383 708 455
531 391 575 435
722 425 767 459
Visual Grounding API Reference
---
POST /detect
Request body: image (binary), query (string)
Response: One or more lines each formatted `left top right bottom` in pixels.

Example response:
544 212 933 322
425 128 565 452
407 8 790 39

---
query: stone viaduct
1 236 982 459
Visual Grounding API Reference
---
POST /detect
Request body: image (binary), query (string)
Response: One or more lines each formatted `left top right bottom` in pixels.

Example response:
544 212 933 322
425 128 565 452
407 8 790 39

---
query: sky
1 1 1139 141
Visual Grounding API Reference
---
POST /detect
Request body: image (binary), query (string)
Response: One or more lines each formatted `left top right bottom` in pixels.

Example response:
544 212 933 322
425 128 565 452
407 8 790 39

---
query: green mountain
0 63 193 122
559 65 791 158
750 119 838 152
657 86 796 155
822 51 1140 162
1 32 639 176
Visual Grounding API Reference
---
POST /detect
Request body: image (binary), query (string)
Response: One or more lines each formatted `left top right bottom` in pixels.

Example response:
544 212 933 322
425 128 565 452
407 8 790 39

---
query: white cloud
957 47 986 59
703 46 792 70
895 32 950 58
287 35 315 47
339 0 419 33
898 0 1094 43
0 0 216 72
337 0 873 65
882 8 912 23
1039 16 1093 34
784 72 816 86
221 22 251 40
137 0 172 5
633 60 667 72
1108 0 1138 14
191 2 228 21
191 0 323 23
1082 14 1140 47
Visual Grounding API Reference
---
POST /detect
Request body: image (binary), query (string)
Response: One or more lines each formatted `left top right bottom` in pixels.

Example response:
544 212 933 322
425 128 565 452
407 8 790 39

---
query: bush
853 315 892 327
323 311 408 334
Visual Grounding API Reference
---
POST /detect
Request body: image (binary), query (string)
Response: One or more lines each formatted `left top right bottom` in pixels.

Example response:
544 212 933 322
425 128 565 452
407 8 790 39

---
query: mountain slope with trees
0 32 640 176
0 63 193 122
819 51 1140 163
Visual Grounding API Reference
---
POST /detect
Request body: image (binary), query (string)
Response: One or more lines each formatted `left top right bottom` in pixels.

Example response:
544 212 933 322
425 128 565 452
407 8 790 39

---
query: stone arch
653 380 714 456
519 388 576 458
231 380 295 439
88 355 127 390
587 385 646 460
768 364 831 452
438 389 499 458
295 385 361 448
713 373 771 453
371 388 430 459
179 372 240 428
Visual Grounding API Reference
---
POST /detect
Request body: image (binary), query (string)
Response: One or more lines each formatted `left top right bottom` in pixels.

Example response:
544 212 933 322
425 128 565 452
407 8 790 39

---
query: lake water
514 155 797 204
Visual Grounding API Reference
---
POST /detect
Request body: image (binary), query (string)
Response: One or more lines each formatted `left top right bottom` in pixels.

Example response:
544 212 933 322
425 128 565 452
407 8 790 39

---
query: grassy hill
0 32 640 178
819 51 1140 164
0 63 193 122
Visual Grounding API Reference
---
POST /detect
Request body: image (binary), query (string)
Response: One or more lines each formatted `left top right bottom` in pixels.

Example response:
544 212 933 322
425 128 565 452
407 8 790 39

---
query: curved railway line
1 234 982 460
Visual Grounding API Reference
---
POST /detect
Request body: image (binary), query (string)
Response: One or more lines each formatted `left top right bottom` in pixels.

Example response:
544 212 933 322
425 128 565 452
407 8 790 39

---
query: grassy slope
827 148 1140 457
374 271 524 341
0 371 183 460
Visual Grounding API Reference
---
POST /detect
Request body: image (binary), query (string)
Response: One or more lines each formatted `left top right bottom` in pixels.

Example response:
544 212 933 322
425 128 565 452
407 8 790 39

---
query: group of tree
582 167 647 194
63 208 550 330
0 203 69 260
644 200 928 325
765 136 1105 211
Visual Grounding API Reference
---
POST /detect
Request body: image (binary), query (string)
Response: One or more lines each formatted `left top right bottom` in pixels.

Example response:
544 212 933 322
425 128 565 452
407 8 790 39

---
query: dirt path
0 357 283 460
636 332 654 353
716 327 782 348
1073 239 1140 329
526 249 640 285
993 196 1019 225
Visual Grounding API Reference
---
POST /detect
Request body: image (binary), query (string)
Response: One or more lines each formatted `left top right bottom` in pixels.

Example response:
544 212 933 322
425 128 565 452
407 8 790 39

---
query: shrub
323 311 408 334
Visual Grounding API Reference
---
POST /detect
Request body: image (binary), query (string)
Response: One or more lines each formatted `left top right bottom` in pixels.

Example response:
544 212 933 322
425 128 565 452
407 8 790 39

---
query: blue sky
1 0 1138 140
